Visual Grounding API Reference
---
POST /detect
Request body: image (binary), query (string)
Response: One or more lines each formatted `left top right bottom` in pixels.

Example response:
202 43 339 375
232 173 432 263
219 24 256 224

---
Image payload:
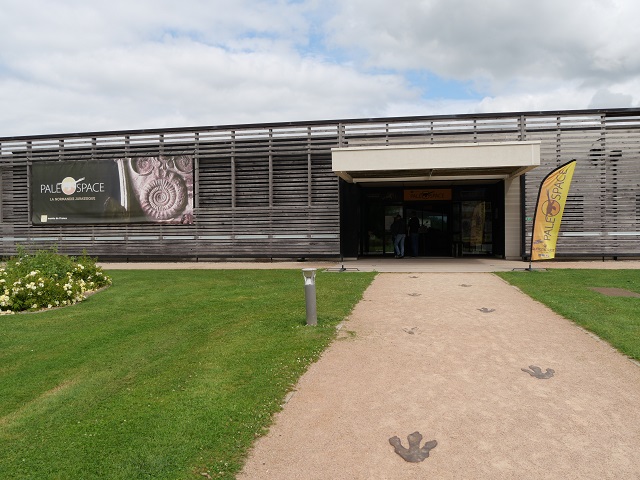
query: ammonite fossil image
131 157 155 176
172 156 192 173
139 174 188 220
124 155 194 223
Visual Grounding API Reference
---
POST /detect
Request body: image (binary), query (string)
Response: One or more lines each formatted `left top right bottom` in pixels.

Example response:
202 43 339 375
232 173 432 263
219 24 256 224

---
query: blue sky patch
404 70 481 101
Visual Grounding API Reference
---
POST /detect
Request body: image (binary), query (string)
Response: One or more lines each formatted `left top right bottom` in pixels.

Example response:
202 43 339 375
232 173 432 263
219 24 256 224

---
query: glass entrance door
362 200 451 256
405 204 450 256
359 185 499 257
362 203 400 255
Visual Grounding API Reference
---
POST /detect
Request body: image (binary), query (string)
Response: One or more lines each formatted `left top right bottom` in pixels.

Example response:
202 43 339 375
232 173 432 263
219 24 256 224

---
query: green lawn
0 269 375 480
497 269 640 362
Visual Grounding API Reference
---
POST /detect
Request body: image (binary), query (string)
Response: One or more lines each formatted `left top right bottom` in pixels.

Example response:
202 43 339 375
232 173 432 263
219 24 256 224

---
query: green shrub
0 247 111 314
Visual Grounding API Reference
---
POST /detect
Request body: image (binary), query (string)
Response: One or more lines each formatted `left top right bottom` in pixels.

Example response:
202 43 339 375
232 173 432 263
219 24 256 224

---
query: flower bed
0 247 112 314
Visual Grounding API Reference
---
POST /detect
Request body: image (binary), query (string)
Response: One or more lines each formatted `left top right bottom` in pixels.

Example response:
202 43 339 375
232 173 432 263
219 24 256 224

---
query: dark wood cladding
0 125 341 259
1 109 640 259
522 113 640 257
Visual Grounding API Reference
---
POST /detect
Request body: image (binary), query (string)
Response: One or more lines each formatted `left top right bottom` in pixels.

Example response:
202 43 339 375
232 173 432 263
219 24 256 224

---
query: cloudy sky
2 0 639 137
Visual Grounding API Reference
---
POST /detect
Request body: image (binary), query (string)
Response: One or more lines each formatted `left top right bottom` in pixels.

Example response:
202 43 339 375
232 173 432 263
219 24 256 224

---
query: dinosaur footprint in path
522 365 555 379
478 307 495 313
389 431 437 463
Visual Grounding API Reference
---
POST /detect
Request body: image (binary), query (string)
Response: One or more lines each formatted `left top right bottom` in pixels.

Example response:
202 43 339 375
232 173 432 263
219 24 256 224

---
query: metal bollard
302 268 317 326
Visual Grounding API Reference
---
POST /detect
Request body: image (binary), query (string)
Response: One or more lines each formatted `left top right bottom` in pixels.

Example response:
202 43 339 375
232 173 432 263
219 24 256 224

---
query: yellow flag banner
530 160 577 261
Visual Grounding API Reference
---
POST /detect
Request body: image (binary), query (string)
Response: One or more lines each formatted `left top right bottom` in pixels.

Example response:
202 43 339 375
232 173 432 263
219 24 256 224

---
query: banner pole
528 167 546 271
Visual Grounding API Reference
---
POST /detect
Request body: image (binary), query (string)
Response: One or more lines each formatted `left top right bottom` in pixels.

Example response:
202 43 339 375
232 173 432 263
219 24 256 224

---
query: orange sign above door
404 189 452 201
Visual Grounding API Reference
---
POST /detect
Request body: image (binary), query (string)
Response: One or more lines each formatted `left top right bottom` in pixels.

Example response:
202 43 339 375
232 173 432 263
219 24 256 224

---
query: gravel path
238 273 640 479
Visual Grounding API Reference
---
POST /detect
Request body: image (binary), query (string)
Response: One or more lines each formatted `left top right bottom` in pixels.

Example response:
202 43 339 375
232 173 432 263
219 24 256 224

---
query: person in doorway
408 214 420 257
390 214 406 258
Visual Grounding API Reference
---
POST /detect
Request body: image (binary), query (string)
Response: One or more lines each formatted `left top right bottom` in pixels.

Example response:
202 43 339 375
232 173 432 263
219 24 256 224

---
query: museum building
1 108 639 261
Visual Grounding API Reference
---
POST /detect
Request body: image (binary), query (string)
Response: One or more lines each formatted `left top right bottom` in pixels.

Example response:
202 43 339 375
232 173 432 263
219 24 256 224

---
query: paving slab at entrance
238 273 640 480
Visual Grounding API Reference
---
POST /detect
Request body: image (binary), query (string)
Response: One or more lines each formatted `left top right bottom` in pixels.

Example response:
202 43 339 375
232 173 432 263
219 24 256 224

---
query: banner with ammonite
30 156 194 225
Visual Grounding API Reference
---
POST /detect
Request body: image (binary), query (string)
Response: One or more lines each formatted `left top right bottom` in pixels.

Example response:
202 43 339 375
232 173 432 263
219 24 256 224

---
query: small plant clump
0 246 112 314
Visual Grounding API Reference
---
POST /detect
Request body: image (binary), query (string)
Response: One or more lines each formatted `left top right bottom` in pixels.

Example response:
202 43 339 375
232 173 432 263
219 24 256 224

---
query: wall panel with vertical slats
2 109 640 259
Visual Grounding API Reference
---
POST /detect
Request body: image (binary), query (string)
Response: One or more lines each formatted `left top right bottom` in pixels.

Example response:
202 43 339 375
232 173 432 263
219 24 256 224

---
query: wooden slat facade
0 125 341 259
521 112 640 258
1 108 639 259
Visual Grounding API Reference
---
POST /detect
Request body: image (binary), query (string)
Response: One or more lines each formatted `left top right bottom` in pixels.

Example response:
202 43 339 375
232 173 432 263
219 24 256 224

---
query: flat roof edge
2 108 640 142
331 140 542 153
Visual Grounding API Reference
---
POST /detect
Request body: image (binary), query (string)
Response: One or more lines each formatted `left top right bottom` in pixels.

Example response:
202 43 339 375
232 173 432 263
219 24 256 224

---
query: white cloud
0 33 417 135
1 0 639 137
324 0 640 114
588 88 635 109
1 1 415 135
326 0 640 82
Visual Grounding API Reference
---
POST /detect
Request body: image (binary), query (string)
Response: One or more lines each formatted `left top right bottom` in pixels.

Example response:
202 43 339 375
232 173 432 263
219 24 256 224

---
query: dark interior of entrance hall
340 183 505 258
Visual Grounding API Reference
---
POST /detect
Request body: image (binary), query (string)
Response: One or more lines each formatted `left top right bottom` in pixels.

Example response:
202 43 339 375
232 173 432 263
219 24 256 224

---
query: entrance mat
589 287 640 298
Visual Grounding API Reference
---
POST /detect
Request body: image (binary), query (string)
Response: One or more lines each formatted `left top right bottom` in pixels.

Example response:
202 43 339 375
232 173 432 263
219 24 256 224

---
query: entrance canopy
332 141 540 183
